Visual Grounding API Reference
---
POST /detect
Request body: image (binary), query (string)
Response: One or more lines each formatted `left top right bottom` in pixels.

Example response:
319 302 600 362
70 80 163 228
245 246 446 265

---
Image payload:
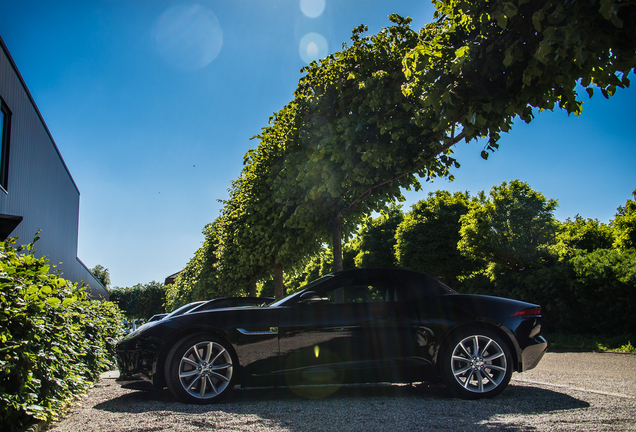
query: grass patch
544 333 636 352
597 341 636 353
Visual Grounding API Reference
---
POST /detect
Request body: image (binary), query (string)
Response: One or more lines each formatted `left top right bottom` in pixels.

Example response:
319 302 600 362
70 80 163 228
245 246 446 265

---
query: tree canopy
395 190 477 287
176 0 635 299
612 189 636 249
403 0 636 157
89 264 110 289
352 204 404 269
555 215 615 257
458 180 558 271
253 14 458 276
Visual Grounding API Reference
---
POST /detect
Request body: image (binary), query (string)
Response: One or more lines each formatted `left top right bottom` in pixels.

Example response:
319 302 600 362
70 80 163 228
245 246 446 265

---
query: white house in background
0 35 108 300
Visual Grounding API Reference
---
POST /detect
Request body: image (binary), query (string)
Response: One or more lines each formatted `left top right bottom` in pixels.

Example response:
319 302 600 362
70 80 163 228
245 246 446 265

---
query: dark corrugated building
0 35 108 300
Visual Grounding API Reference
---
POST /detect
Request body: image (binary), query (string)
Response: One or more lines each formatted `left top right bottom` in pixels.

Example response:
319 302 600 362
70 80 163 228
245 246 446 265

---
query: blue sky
1 0 634 288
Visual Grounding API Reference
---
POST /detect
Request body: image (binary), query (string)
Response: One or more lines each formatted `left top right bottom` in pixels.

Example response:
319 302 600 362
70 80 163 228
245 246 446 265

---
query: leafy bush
568 248 636 335
457 260 574 333
457 248 636 336
602 342 636 353
0 236 125 431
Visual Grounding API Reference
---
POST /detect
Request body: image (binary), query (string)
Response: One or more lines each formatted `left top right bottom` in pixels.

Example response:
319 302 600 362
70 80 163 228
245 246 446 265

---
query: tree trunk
248 280 257 297
274 262 285 299
331 214 343 273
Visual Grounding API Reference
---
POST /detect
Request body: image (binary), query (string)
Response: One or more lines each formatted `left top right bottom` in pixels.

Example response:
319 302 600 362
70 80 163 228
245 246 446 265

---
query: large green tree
275 0 635 272
458 180 558 271
352 204 404 269
396 190 476 287
178 0 636 302
612 189 636 250
259 15 466 274
554 215 615 258
403 0 636 159
216 120 325 299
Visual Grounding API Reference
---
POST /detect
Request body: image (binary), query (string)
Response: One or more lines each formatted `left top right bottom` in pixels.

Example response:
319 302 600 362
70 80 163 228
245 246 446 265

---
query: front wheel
165 334 237 404
440 329 512 399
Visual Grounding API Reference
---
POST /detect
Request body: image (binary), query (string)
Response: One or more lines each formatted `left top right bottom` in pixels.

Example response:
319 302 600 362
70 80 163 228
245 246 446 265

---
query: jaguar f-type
116 268 547 402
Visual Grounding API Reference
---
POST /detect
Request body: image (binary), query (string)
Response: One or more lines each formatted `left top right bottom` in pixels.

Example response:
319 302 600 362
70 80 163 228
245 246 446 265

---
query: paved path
48 351 636 431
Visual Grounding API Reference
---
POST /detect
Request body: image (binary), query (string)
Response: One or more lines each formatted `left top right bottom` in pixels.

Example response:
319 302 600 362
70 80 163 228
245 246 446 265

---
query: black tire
165 333 237 404
440 329 512 399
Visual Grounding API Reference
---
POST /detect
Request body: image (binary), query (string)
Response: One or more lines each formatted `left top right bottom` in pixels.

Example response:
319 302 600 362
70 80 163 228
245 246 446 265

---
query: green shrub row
0 236 125 432
458 248 636 336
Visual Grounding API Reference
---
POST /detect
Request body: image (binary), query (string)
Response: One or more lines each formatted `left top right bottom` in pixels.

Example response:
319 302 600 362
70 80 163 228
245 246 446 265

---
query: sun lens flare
300 0 326 18
299 32 328 64
153 4 223 70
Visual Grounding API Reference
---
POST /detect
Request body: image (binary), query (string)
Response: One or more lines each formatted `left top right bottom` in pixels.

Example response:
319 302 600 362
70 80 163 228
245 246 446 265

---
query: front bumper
115 331 164 386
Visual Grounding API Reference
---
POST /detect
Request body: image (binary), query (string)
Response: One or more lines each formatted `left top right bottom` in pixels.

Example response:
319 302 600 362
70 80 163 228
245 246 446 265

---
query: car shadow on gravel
93 382 589 431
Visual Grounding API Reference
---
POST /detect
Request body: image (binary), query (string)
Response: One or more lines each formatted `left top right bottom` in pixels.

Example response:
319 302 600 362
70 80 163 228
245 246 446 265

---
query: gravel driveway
46 351 636 431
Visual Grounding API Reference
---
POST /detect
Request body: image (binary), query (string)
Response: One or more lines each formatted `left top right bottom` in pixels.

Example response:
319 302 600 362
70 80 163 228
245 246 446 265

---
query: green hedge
0 236 125 431
109 281 166 320
457 248 636 336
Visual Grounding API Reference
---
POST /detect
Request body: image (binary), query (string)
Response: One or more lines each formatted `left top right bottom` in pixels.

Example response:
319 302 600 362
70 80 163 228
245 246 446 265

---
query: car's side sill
237 327 278 335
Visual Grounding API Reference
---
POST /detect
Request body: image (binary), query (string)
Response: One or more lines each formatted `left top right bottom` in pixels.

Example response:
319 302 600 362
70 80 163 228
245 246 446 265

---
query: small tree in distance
90 264 110 289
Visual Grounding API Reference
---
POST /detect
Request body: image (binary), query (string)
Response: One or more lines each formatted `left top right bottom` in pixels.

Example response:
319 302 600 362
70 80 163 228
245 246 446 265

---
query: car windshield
163 301 205 319
267 274 335 307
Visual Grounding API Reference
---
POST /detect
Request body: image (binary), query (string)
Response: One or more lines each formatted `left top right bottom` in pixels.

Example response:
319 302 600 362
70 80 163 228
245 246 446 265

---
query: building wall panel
0 37 108 299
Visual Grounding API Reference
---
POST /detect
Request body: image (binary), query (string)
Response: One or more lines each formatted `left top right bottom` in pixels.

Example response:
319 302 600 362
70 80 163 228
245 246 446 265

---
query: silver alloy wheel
178 341 233 399
450 334 507 393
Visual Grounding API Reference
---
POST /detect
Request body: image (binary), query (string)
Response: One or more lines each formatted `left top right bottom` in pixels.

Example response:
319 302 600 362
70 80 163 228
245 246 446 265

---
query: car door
277 271 421 385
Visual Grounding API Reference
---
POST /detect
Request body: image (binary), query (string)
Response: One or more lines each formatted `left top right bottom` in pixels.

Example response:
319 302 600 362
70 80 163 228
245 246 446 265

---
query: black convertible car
116 268 547 402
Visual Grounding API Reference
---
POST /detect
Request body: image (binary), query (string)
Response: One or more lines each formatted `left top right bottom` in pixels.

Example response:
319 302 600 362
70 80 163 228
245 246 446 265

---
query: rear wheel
165 334 237 404
440 329 512 399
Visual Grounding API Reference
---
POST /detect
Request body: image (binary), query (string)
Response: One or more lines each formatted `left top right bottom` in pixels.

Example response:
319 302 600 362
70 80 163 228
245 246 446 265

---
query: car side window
196 299 232 312
320 278 396 304
341 284 384 303
236 299 259 307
